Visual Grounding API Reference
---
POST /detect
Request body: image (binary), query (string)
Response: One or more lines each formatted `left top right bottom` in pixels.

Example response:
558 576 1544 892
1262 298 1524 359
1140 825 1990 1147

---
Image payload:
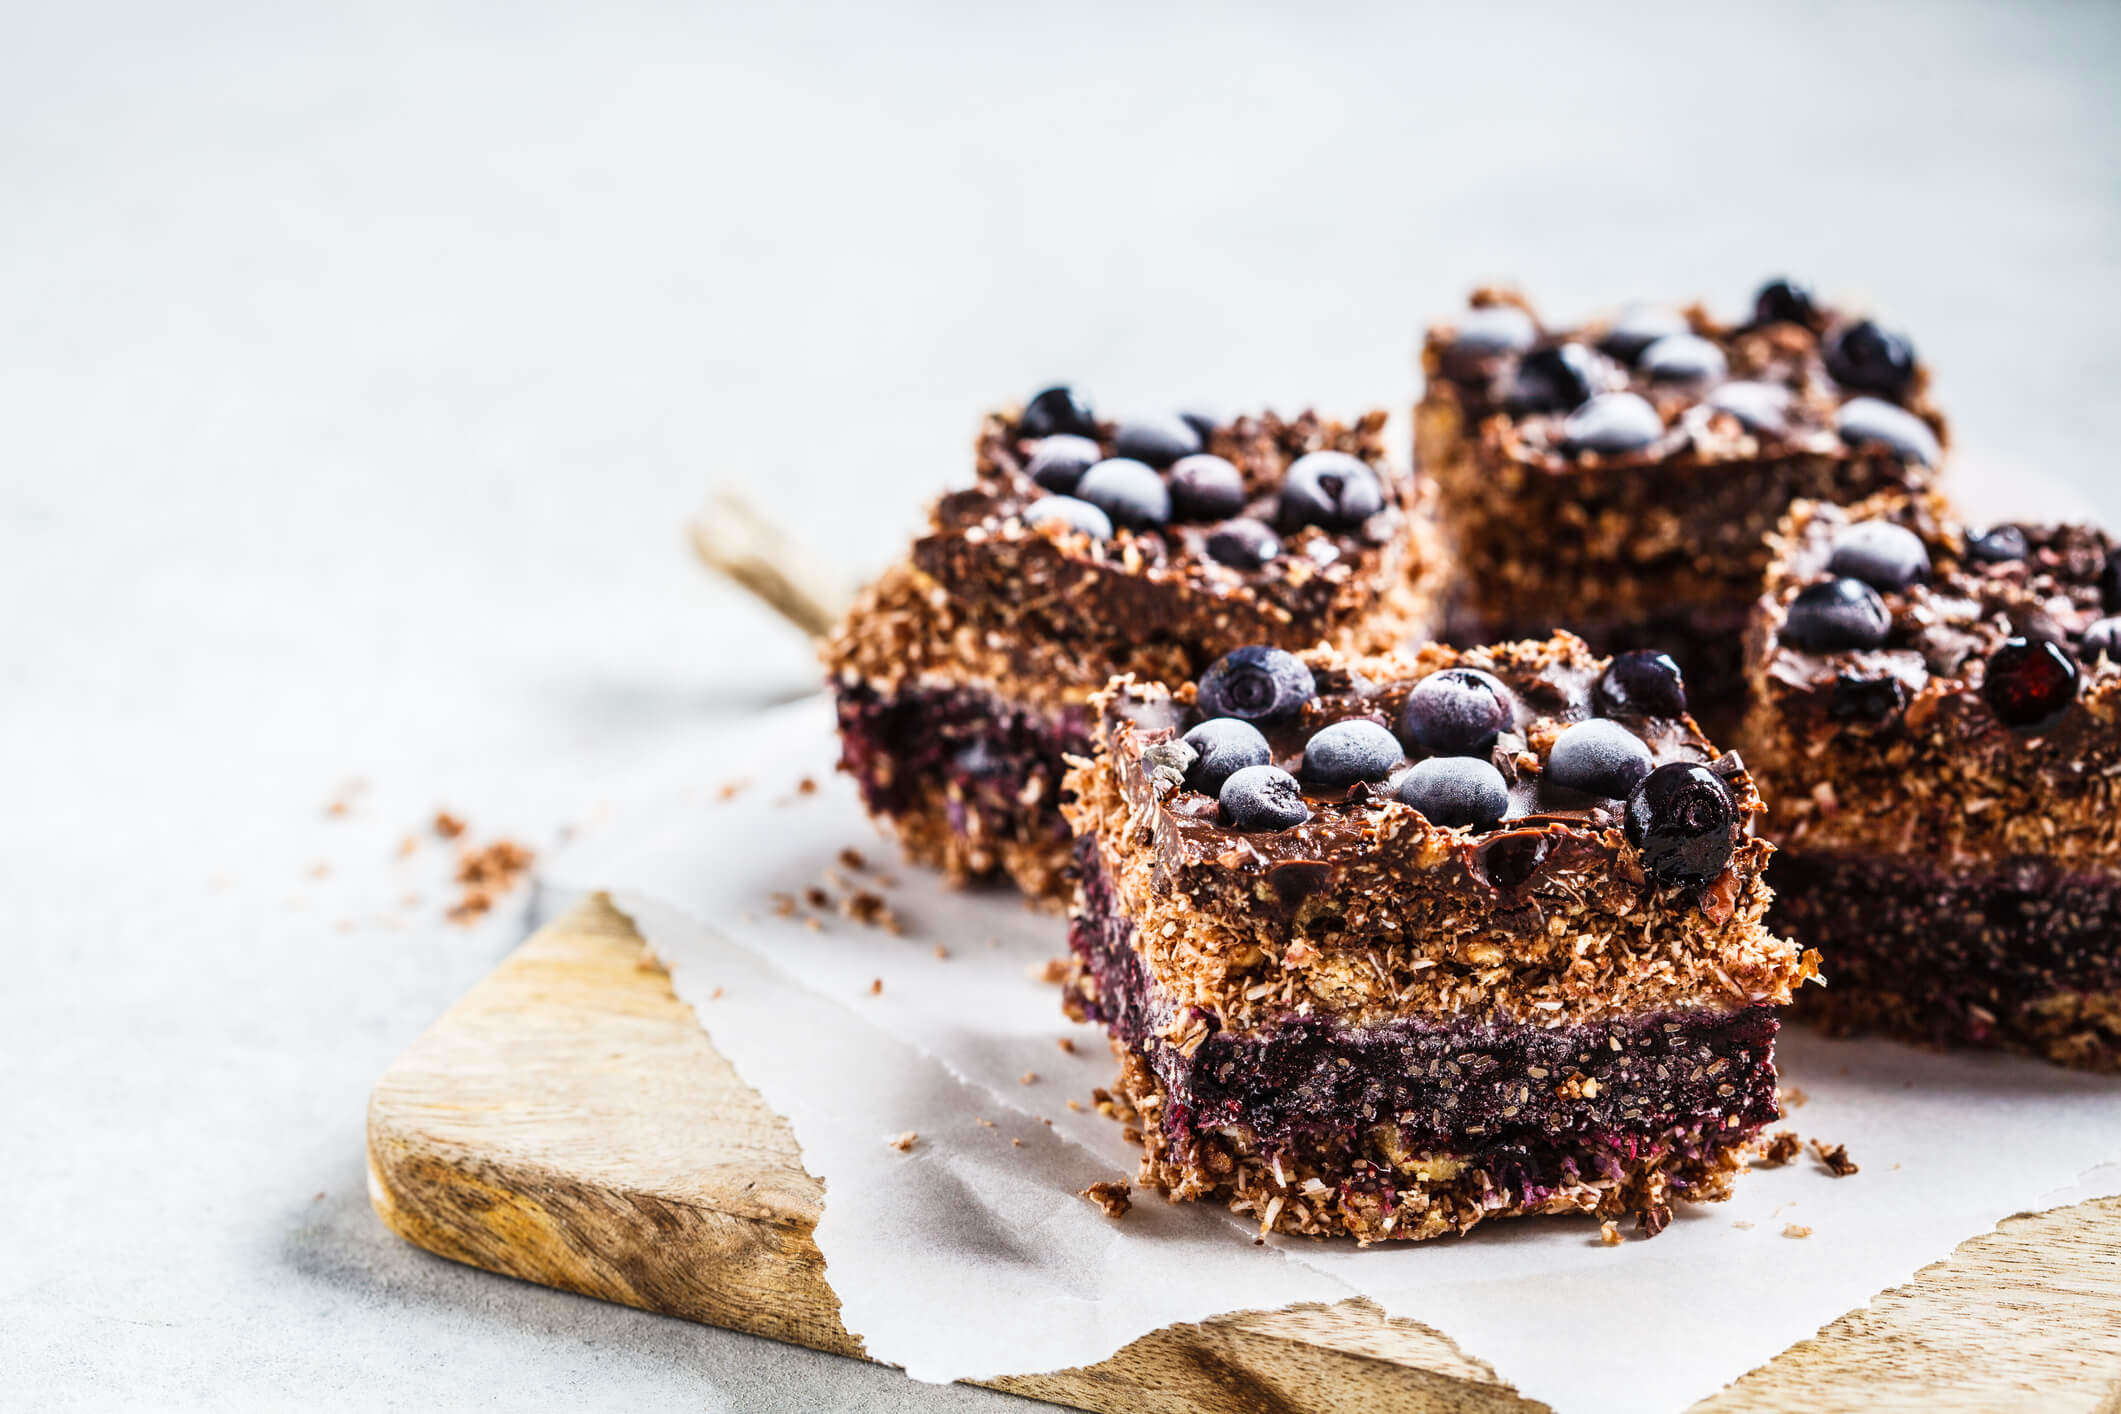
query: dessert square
826 390 1444 905
1418 279 1948 724
1745 491 2121 1069
1062 634 1813 1241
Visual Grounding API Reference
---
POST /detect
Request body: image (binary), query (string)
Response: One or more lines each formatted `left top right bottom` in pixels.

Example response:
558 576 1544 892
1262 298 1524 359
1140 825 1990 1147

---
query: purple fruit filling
1772 851 2121 1046
1072 838 1779 1166
834 683 1088 842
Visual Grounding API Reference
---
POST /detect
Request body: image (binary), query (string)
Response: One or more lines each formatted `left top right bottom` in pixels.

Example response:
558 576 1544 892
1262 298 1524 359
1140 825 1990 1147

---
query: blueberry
1825 320 1917 399
1598 304 1690 360
1300 719 1404 788
1983 637 2079 729
1637 333 1728 386
1396 756 1509 829
1021 385 1097 439
1219 763 1310 831
1025 435 1102 494
1752 277 1817 327
1448 305 1537 360
1545 719 1654 798
1205 517 1281 569
1836 397 1941 468
1830 672 1910 725
1624 763 1735 887
1198 645 1316 721
1279 451 1385 530
1179 408 1221 443
1827 521 1931 591
1783 577 1892 653
1021 495 1112 541
1168 454 1247 522
1706 380 1793 437
1181 717 1272 796
1505 343 1600 414
1964 525 2027 564
1597 649 1688 718
1075 457 1170 529
1402 667 1514 757
2082 617 2121 665
1112 414 1203 469
1561 392 1664 455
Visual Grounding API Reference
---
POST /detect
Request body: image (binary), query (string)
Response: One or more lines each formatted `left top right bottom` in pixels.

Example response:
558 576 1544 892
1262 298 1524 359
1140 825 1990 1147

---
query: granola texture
1062 635 1808 1241
827 404 1445 901
1062 636 1809 1032
1421 286 1947 718
1745 491 2121 1067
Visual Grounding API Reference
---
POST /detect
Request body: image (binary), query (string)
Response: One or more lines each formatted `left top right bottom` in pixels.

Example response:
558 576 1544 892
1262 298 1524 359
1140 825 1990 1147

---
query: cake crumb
933 945 950 960
716 778 750 801
804 886 831 909
797 776 818 795
1067 1099 1085 1112
396 835 419 859
709 986 725 999
1598 1220 1622 1246
803 916 823 932
1637 1202 1671 1238
1011 1137 1023 1147
1080 1181 1132 1219
1733 1219 1755 1230
1019 1071 1038 1085
1758 1130 1803 1167
308 861 332 880
1034 958 1070 985
1056 1036 1076 1054
887 1131 918 1153
447 838 534 924
838 847 867 871
1811 1140 1859 1176
1783 1223 1813 1239
869 977 883 995
977 1117 995 1128
841 890 903 933
1779 1085 1810 1110
434 811 466 840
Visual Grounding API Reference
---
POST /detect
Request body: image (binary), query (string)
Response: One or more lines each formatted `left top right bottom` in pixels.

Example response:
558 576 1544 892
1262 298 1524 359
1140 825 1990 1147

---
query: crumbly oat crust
1744 491 2121 867
1062 636 1810 1031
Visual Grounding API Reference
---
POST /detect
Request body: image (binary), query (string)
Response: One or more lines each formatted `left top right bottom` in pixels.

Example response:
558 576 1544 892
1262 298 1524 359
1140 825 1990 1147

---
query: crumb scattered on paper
433 810 466 840
448 837 535 924
1598 1221 1622 1246
717 778 751 801
1783 1224 1813 1239
1019 1071 1038 1085
887 1130 918 1153
1811 1140 1859 1177
1056 1036 1075 1054
1080 1181 1131 1219
838 847 867 870
1779 1085 1810 1110
1034 958 1069 985
1758 1130 1802 1167
869 977 883 995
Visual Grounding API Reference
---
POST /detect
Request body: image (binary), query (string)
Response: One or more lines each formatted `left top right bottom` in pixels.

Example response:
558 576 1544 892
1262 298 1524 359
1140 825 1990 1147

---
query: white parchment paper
548 698 2121 1412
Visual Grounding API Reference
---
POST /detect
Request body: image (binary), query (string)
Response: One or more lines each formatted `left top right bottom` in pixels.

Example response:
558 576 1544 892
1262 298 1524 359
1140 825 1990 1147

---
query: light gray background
5 3 2118 1410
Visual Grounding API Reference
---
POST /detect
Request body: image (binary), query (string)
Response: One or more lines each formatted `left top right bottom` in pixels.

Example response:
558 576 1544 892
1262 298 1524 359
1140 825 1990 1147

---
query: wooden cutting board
366 895 2121 1413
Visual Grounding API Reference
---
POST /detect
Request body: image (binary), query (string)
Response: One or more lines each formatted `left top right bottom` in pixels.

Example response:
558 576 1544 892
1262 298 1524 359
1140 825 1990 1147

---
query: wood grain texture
368 895 2121 1413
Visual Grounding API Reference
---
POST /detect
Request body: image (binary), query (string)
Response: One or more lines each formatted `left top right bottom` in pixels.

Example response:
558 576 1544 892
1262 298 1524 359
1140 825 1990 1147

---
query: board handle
688 487 852 641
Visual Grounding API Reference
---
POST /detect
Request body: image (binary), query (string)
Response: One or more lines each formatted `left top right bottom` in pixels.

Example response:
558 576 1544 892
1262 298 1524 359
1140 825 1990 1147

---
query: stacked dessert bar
1745 491 2121 1069
827 387 1444 904
1418 280 1947 722
1061 635 1814 1240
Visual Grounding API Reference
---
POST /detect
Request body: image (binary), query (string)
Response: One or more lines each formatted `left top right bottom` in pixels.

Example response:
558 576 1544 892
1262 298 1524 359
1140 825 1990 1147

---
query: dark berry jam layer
833 682 1087 846
1071 839 1781 1159
1773 850 2121 1062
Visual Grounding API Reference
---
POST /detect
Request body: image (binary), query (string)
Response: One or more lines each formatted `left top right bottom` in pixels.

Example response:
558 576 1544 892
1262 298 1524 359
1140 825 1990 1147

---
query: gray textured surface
3 2 2118 1409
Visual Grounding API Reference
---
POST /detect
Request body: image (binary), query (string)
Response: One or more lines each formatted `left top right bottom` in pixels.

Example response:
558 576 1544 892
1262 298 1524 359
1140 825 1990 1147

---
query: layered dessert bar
1062 634 1813 1241
1418 278 1948 725
826 387 1444 904
1745 491 2121 1069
